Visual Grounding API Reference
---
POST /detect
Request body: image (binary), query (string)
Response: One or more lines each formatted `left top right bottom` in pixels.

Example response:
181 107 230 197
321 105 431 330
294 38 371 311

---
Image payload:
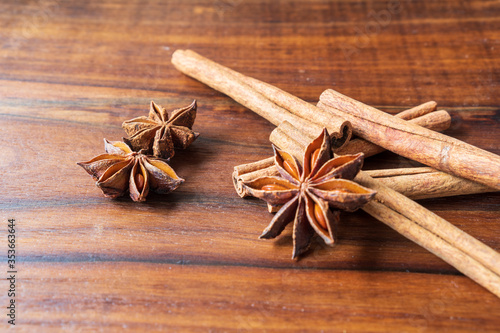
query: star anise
243 129 376 258
122 100 199 159
77 139 184 202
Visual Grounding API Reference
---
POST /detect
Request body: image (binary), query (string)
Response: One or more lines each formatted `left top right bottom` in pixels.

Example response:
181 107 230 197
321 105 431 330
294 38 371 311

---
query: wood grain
0 0 499 331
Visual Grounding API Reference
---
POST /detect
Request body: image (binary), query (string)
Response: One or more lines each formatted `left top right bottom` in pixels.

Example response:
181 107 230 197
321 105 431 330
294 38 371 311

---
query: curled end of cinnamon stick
330 121 352 151
232 169 249 198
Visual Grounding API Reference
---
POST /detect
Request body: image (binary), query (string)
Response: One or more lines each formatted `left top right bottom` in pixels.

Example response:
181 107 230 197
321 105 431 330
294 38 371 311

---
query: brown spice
122 100 199 159
356 171 500 297
171 49 500 296
243 130 375 258
78 139 184 202
364 167 494 200
337 110 451 157
171 49 352 150
319 89 500 189
270 122 500 296
232 108 454 198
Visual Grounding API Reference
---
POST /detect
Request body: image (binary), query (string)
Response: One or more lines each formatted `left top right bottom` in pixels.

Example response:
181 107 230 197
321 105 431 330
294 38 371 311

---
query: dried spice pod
77 140 184 202
122 100 199 159
243 129 376 258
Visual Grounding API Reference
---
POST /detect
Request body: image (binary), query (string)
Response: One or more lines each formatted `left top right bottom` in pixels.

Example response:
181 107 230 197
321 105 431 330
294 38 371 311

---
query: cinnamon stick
318 90 500 189
172 49 454 159
331 110 451 157
198 47 498 188
360 191 500 297
227 62 441 132
231 158 281 212
272 121 497 198
231 62 455 160
234 159 495 200
171 49 500 295
234 110 459 198
233 159 278 198
396 101 436 120
233 156 275 177
364 168 494 200
270 124 500 297
172 49 352 149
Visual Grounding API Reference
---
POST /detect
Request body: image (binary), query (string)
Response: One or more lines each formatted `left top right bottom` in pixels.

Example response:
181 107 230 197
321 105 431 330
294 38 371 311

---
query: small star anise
243 129 376 258
122 100 199 159
77 139 184 202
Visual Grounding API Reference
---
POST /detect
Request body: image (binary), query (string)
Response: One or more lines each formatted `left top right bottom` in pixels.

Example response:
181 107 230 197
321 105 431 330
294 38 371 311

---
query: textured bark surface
0 0 499 331
319 91 500 189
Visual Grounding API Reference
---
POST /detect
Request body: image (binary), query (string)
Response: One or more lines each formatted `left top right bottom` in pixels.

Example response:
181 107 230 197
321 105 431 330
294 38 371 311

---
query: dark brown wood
0 0 499 331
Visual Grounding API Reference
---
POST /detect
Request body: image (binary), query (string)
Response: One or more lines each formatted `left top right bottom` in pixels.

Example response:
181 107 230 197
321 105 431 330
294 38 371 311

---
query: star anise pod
77 139 184 202
122 100 199 159
243 129 376 258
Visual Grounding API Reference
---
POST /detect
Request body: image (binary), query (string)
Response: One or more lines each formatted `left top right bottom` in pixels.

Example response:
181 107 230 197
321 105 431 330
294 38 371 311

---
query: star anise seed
243 129 376 258
77 139 184 202
122 100 199 159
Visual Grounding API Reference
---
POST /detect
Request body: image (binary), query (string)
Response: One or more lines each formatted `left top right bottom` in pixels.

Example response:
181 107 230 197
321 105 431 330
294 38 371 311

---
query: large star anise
122 100 199 159
243 129 376 258
77 140 184 202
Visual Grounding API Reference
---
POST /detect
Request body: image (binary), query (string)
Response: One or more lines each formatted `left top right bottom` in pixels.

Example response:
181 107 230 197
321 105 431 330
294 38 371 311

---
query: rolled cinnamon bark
172 49 352 150
318 89 500 189
233 156 275 176
364 168 494 200
234 110 469 199
172 49 500 296
172 49 458 163
234 160 495 200
396 101 436 120
359 186 500 298
333 110 451 157
233 163 279 197
268 123 500 297
269 108 451 158
239 120 494 199
272 121 497 199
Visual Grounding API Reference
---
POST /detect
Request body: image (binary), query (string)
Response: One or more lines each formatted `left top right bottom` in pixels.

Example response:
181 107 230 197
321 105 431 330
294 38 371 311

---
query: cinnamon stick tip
331 121 353 150
232 170 247 198
171 49 192 66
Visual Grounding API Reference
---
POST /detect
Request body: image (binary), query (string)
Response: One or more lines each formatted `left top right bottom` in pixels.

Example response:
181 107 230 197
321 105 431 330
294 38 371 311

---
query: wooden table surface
1 0 499 331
